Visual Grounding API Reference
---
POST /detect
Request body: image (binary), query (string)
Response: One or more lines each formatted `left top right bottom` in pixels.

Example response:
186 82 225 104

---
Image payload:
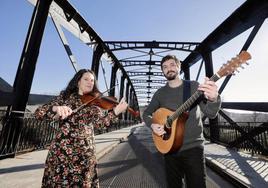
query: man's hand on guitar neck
198 77 219 102
151 123 166 136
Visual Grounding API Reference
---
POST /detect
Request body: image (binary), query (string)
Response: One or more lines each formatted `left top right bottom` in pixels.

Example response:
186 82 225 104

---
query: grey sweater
142 80 221 152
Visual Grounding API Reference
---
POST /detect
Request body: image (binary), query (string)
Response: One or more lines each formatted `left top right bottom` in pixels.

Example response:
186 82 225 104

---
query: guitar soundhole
162 117 172 140
162 127 171 140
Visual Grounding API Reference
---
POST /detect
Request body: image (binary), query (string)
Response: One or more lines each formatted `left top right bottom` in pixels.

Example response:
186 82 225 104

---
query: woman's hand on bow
52 106 73 119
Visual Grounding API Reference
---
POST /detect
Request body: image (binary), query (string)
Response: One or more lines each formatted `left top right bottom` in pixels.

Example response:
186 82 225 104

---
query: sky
1 0 268 106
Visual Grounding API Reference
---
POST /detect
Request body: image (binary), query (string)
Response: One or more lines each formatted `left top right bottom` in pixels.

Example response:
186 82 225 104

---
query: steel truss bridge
0 0 268 159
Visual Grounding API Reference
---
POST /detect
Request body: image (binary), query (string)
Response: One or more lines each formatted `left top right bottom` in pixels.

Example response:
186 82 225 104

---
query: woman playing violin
35 69 128 188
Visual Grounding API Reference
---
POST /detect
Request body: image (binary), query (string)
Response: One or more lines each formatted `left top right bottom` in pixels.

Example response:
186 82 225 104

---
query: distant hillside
220 110 268 122
0 77 55 108
0 77 13 92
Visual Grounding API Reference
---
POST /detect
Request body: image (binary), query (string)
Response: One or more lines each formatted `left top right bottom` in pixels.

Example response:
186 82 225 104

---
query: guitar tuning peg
245 62 249 65
240 65 245 69
232 73 236 76
236 70 240 73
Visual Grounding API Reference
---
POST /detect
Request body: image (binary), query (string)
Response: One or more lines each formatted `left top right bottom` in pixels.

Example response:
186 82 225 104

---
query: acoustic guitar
152 51 251 154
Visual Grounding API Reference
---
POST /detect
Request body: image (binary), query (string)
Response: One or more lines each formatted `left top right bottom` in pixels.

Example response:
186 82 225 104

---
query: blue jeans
164 146 206 188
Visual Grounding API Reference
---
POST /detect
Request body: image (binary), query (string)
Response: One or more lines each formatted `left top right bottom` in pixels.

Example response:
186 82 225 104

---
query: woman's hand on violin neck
52 106 73 119
113 98 128 116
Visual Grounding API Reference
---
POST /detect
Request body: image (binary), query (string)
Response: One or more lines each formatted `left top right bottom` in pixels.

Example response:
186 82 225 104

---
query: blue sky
1 0 268 105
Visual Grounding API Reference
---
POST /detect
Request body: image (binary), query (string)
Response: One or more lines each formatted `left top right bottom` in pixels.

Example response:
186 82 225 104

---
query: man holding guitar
143 55 221 188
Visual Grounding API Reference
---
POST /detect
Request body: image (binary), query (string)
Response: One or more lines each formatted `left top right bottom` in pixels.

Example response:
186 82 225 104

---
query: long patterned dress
35 93 117 188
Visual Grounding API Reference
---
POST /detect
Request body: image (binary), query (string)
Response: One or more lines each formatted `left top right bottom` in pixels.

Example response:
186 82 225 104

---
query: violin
80 92 139 117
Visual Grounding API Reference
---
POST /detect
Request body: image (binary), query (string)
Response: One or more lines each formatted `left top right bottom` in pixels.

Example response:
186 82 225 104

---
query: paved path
205 142 268 188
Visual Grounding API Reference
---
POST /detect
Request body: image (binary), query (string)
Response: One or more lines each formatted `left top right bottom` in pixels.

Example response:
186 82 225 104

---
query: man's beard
164 71 178 80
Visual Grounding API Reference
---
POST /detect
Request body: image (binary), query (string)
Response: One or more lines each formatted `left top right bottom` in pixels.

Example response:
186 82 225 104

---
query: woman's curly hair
61 69 100 99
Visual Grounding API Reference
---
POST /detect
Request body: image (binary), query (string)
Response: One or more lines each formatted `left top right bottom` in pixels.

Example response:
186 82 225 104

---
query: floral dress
35 93 117 188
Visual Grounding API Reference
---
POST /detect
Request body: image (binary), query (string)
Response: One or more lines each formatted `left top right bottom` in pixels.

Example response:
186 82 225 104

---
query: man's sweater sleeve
191 81 221 119
200 95 221 119
142 93 160 128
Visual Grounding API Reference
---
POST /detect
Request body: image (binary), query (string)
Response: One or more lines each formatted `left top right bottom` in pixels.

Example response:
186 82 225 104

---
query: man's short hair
160 55 181 69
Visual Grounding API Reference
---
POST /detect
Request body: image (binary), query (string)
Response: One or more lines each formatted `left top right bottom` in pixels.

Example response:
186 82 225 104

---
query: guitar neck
169 74 220 121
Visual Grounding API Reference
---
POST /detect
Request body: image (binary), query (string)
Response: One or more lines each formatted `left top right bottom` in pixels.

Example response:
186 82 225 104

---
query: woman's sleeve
98 109 119 127
34 94 65 120
104 109 119 126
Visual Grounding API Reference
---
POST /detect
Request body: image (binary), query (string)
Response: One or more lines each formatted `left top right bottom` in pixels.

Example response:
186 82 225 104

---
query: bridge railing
0 113 135 159
204 122 268 156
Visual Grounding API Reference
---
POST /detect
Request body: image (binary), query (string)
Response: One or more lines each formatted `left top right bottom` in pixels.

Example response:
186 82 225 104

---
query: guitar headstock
217 51 251 78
